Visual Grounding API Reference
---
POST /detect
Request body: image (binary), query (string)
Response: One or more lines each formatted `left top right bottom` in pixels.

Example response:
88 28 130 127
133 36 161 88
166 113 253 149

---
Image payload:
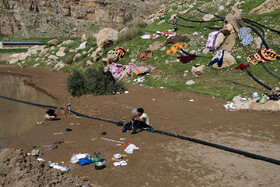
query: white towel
124 144 139 154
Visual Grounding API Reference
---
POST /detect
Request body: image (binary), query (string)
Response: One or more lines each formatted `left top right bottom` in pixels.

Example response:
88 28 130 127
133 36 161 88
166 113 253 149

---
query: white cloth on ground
70 153 90 164
124 144 139 154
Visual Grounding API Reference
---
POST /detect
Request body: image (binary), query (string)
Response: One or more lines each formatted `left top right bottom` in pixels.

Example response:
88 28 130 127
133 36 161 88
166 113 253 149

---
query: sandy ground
0 65 280 186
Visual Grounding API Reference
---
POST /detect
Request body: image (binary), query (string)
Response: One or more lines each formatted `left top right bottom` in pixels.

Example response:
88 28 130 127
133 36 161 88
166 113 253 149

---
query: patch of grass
0 49 28 53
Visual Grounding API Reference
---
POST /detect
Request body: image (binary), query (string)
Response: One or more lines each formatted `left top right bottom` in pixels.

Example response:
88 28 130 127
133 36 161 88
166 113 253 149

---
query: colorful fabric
235 63 250 70
128 63 155 74
112 47 126 58
108 64 125 81
247 49 279 65
202 31 221 51
166 43 187 55
177 55 197 64
140 34 160 39
157 30 176 39
164 35 181 45
239 27 253 46
208 50 225 67
137 50 153 61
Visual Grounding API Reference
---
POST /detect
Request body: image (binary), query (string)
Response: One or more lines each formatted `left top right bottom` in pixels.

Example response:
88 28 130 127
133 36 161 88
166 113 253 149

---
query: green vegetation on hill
6 0 280 100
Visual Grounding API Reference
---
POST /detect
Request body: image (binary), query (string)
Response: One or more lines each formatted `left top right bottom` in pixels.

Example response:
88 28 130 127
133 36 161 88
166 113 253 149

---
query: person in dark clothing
173 16 178 32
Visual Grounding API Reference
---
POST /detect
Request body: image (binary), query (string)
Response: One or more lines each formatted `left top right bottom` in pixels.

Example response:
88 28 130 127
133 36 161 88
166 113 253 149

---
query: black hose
159 16 222 30
227 80 263 90
196 8 225 19
243 18 280 34
246 22 280 80
246 25 270 49
196 8 280 34
153 129 280 166
178 15 224 23
245 69 272 90
0 95 121 125
260 61 280 80
1 95 280 166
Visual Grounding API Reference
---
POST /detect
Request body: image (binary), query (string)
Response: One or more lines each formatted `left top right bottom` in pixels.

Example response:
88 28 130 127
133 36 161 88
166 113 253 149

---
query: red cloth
235 63 250 70
177 55 197 64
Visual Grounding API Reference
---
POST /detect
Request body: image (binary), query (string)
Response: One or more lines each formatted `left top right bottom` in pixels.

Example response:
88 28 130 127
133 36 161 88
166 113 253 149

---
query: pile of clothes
108 62 156 82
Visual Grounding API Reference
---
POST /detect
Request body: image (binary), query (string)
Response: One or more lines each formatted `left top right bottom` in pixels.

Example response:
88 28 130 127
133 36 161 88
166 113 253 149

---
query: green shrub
66 70 87 97
85 67 125 95
63 53 75 65
66 67 125 97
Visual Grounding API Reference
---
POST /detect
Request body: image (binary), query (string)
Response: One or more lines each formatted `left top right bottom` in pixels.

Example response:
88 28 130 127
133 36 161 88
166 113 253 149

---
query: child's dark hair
137 108 144 113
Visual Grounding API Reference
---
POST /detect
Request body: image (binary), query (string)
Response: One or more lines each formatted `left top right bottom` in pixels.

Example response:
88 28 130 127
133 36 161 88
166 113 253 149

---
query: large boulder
91 48 103 62
107 54 119 64
212 51 236 69
75 42 87 52
96 28 119 48
202 14 215 21
73 53 81 62
192 65 205 77
62 40 73 45
250 0 280 14
232 96 253 110
56 47 66 57
48 55 58 61
48 39 59 46
39 49 47 57
81 34 87 42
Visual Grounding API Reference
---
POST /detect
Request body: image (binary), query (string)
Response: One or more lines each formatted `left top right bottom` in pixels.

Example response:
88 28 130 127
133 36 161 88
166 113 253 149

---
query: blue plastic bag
78 157 93 166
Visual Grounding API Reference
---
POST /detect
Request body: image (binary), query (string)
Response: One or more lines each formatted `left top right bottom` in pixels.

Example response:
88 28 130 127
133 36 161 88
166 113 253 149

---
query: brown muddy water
0 75 57 147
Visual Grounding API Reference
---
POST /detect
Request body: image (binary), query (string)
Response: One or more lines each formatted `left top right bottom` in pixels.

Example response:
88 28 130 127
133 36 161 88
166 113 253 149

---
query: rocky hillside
0 0 168 38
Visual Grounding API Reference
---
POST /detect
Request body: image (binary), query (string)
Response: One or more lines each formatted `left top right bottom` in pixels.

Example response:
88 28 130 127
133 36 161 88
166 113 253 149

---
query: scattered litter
125 91 129 94
189 99 194 102
91 137 98 141
185 80 195 85
47 161 69 172
160 87 167 89
121 142 132 147
65 128 72 132
100 137 125 144
120 138 126 141
31 149 41 156
70 123 80 126
152 99 155 101
124 144 140 154
37 158 45 162
224 102 235 111
114 154 123 159
42 144 58 151
247 130 251 133
160 117 168 120
54 141 64 144
53 132 64 136
70 153 90 164
116 144 122 146
78 157 93 166
251 92 259 99
113 161 127 166
101 131 107 136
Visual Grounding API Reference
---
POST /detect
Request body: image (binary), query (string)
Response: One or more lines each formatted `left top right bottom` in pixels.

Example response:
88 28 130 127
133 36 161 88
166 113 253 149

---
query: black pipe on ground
1 95 280 166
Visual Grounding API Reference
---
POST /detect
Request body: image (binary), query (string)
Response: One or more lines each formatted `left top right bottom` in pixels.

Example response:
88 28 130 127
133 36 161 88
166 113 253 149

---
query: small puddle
0 75 57 147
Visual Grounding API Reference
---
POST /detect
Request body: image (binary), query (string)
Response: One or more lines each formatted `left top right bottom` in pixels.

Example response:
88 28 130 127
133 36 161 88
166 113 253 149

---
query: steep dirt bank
0 65 280 186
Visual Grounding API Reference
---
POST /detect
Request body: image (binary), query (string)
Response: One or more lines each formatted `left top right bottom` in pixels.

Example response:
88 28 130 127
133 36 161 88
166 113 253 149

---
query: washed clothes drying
208 50 225 67
239 27 253 46
202 31 222 51
247 49 280 65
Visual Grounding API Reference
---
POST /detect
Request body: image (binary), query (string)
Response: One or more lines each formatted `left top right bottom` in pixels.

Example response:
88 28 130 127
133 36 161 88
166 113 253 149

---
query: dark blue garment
78 157 93 166
208 50 225 67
